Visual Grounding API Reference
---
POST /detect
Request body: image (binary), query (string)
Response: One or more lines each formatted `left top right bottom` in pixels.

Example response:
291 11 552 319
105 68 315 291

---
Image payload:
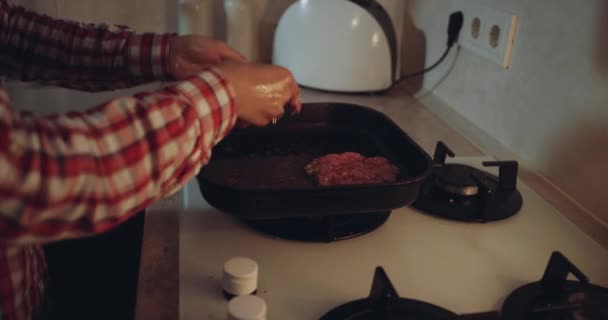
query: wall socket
452 0 519 69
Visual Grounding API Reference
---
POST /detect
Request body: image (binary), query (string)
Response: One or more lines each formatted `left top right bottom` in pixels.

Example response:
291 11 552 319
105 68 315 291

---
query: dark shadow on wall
596 0 608 76
542 1 608 223
164 0 178 33
400 0 427 93
213 0 228 41
259 0 297 63
544 120 608 224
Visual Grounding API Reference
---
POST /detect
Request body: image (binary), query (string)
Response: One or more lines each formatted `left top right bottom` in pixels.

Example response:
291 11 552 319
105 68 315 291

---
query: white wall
406 0 608 223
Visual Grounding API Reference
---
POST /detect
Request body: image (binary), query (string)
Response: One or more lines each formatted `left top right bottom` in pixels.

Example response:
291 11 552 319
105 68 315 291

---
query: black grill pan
196 103 432 219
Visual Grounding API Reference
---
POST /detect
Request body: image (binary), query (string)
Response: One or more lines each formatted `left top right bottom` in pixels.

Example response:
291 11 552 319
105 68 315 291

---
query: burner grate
413 141 522 222
321 267 458 320
461 251 608 319
502 251 608 320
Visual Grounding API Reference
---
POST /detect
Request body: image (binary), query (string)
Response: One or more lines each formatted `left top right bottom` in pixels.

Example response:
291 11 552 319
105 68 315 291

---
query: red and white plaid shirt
0 1 237 319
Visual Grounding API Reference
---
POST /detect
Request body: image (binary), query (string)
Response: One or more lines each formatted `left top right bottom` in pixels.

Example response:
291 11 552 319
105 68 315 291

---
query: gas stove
180 149 608 320
413 142 523 222
321 252 608 319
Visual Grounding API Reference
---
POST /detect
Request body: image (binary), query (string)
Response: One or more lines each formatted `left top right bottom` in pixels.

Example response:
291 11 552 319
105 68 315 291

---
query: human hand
216 62 302 127
168 35 247 80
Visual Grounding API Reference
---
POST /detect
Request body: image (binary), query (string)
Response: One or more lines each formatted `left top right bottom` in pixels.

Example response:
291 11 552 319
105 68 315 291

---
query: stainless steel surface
435 178 479 196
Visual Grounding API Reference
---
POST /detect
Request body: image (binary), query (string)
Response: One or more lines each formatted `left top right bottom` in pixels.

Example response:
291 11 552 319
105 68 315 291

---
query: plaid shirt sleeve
0 0 173 91
0 68 237 245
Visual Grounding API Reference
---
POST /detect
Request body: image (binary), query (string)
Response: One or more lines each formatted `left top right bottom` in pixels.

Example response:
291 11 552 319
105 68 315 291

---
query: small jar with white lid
227 295 267 320
222 257 259 299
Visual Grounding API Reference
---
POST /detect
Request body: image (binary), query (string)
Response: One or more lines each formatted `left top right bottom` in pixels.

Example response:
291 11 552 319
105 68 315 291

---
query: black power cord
392 11 463 85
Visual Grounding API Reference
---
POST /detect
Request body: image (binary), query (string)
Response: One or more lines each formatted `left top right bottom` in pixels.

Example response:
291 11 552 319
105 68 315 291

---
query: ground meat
305 152 399 186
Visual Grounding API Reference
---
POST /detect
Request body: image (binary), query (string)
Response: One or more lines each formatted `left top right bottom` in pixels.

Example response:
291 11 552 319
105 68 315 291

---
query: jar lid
223 257 259 296
227 295 267 320
224 257 258 280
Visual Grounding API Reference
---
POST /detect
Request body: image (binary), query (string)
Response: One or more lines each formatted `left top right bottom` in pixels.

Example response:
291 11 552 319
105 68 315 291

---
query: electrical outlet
452 0 519 69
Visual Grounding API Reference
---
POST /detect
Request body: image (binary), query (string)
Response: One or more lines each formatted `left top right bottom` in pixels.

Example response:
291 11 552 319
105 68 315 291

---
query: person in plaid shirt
0 1 302 319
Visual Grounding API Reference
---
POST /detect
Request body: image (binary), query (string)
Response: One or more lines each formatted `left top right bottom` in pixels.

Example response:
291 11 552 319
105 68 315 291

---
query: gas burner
462 251 608 320
242 211 390 242
321 267 458 320
502 251 608 320
413 141 523 222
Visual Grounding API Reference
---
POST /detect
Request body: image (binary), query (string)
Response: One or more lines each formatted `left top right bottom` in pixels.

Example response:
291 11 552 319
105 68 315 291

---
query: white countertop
179 164 608 319
178 89 608 319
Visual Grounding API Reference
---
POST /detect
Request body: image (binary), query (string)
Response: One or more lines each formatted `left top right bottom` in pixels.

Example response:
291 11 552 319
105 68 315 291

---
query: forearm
0 68 236 244
0 0 174 91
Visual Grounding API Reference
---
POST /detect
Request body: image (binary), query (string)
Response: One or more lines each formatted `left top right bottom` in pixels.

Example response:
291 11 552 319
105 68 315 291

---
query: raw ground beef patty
305 152 399 186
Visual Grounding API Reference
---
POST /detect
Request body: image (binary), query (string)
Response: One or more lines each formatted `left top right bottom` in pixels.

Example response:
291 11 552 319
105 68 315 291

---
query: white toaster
273 0 401 93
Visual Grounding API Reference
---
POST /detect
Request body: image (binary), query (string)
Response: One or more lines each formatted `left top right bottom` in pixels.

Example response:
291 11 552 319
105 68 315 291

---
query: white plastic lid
223 257 258 295
224 257 258 279
227 295 267 320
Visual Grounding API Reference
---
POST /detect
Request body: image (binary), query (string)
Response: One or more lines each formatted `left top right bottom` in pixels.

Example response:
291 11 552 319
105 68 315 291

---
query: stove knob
227 295 267 320
223 257 258 297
